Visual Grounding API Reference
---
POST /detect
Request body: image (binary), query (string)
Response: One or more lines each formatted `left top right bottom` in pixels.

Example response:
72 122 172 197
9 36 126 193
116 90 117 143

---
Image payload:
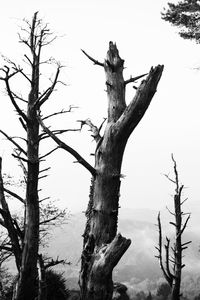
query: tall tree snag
0 12 69 300
155 155 191 300
39 42 163 300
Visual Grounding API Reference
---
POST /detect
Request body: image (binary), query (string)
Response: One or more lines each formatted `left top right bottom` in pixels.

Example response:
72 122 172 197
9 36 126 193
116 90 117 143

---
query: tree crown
162 0 200 42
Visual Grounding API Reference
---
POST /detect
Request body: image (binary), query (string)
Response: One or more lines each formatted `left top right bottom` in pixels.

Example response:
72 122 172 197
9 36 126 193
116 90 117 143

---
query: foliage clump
162 0 200 42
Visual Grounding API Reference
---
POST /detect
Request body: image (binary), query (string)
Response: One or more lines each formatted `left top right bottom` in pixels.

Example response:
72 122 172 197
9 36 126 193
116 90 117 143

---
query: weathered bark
79 42 164 300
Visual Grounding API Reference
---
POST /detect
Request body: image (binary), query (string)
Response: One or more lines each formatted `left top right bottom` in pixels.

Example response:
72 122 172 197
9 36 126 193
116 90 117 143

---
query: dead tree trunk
39 42 163 300
156 155 191 300
0 12 62 300
79 43 163 300
13 13 40 300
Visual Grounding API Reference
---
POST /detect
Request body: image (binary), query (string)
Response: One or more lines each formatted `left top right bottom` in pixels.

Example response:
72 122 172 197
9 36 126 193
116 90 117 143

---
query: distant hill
46 206 200 290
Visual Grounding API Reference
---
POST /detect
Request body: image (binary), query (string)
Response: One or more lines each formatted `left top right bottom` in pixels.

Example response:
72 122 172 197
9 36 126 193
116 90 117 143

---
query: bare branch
14 149 28 181
38 115 96 176
44 256 70 270
42 106 76 121
164 173 176 184
39 128 80 141
12 154 29 163
35 67 60 108
0 130 27 156
13 219 24 240
39 147 59 160
24 54 33 66
11 91 28 103
156 212 173 286
39 197 50 203
180 215 191 236
166 206 175 216
0 67 28 122
39 212 63 225
98 118 107 133
78 118 102 143
38 175 48 180
124 73 148 85
18 69 32 84
19 117 27 132
115 65 164 139
0 157 21 270
81 49 104 67
3 188 25 204
39 167 51 174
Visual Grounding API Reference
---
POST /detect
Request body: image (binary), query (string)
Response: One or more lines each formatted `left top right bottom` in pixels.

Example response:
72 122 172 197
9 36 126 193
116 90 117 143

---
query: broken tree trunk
38 41 163 300
78 42 164 300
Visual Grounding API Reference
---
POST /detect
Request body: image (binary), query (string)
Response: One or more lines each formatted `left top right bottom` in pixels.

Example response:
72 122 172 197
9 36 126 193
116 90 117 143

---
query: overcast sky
0 0 200 219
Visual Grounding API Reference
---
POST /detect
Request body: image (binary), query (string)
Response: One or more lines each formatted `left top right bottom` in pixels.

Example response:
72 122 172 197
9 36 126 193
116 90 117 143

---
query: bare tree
39 42 164 300
0 12 71 300
155 155 191 300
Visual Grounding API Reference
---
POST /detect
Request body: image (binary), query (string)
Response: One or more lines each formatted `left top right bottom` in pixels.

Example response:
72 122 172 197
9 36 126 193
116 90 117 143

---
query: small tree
161 0 200 43
155 155 191 300
39 42 164 300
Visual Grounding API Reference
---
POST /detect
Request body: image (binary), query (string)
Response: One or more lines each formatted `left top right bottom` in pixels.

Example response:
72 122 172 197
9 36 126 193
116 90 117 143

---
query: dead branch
39 147 59 160
81 49 104 67
115 65 164 139
38 115 96 176
38 175 48 180
0 130 27 156
0 67 28 123
0 157 21 270
44 256 70 270
156 212 173 286
3 188 25 204
11 91 28 103
39 128 80 141
42 106 77 121
124 73 148 85
34 66 60 108
78 118 102 143
12 154 29 163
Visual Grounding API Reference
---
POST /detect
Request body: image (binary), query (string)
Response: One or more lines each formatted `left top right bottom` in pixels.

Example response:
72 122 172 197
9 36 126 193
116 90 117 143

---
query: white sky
0 0 200 217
